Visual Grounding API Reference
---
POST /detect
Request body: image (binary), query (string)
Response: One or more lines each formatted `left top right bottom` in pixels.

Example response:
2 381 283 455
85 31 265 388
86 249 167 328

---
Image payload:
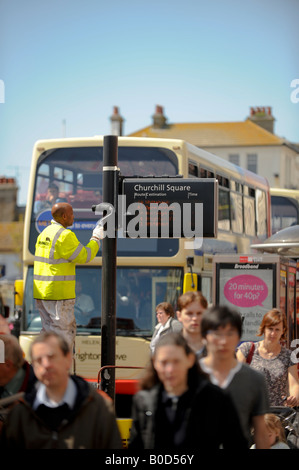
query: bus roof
32 135 270 190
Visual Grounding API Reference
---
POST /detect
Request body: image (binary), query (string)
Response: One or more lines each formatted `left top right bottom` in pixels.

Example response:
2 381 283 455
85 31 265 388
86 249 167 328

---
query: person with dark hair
0 335 36 400
237 308 299 407
34 183 67 214
129 332 248 450
176 291 208 358
200 305 270 448
150 302 182 354
0 335 37 434
1 331 122 449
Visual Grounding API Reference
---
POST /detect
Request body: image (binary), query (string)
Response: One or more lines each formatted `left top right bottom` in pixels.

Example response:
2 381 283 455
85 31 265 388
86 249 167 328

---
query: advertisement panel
213 254 280 342
287 264 297 345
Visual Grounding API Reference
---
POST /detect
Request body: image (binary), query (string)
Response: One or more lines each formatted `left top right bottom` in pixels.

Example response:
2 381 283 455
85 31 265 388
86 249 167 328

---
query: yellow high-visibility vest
33 220 99 300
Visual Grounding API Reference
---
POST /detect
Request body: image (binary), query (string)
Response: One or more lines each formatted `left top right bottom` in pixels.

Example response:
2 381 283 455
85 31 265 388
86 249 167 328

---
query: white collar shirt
33 377 77 410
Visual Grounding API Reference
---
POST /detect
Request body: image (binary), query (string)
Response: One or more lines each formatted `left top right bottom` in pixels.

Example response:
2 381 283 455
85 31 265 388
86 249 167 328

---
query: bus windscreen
30 146 179 256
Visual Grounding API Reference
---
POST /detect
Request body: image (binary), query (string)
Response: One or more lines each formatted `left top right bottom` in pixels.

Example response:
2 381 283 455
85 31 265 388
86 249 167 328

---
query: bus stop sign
121 178 218 238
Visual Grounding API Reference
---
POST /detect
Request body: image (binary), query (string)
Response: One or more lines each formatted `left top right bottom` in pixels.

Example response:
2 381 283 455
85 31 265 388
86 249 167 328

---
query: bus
16 136 271 415
270 188 299 234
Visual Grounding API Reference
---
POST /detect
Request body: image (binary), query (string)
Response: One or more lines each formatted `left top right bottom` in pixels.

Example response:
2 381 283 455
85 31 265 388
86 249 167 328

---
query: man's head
51 202 74 228
201 306 242 358
176 291 207 336
30 332 72 389
0 334 25 387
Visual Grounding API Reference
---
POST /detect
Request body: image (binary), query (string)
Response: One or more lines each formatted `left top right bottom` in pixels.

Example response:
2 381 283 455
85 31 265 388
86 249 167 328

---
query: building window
247 154 258 174
229 154 240 166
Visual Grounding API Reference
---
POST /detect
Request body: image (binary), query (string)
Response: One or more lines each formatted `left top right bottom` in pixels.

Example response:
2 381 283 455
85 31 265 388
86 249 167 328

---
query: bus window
271 195 299 234
23 266 183 336
256 189 267 237
200 168 207 178
200 276 212 305
230 191 243 234
33 155 100 216
188 161 198 177
243 186 256 236
30 146 179 257
218 187 230 231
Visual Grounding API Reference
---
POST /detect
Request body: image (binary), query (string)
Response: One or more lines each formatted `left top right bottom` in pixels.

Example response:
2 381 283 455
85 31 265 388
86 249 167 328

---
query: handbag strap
246 342 255 364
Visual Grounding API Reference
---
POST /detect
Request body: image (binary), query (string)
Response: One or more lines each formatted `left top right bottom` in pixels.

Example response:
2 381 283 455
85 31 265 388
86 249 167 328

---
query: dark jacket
1 375 122 449
129 376 248 450
19 361 37 394
0 361 37 399
0 361 37 434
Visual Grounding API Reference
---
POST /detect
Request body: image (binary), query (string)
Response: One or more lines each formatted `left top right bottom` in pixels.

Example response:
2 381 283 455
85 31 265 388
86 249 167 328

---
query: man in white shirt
1 331 121 448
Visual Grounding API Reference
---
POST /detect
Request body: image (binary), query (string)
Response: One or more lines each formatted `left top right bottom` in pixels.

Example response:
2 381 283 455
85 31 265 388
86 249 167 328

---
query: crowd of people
134 293 299 450
1 288 298 450
137 297 289 450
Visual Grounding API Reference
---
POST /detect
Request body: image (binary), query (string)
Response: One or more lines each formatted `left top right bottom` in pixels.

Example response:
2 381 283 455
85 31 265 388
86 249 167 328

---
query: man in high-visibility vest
33 202 104 351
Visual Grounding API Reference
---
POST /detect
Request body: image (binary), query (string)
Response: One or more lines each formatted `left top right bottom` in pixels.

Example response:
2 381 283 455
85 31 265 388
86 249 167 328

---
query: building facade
127 105 299 189
0 177 23 279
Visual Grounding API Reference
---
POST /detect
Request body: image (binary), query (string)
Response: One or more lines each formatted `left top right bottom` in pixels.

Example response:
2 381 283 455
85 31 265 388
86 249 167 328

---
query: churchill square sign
120 177 218 239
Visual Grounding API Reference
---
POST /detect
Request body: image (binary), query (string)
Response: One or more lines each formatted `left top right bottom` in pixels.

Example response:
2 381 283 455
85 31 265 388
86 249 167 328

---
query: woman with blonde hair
251 414 290 449
237 308 299 407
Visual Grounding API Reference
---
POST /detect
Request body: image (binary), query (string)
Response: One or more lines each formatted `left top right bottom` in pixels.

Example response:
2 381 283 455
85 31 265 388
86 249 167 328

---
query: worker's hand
91 224 105 242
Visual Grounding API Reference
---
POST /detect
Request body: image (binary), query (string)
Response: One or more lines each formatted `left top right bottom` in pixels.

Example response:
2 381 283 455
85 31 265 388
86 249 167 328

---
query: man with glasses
200 305 270 449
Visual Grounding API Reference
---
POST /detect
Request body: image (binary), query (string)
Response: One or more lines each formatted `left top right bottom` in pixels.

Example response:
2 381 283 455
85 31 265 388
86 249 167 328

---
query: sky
0 0 298 205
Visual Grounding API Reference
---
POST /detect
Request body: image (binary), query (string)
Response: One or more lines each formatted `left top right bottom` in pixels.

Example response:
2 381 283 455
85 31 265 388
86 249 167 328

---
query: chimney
0 177 18 221
110 106 124 136
248 106 275 133
152 105 167 129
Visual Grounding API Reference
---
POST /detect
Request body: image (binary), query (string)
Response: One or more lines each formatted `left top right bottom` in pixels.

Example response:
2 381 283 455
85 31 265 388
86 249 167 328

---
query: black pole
101 135 119 402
